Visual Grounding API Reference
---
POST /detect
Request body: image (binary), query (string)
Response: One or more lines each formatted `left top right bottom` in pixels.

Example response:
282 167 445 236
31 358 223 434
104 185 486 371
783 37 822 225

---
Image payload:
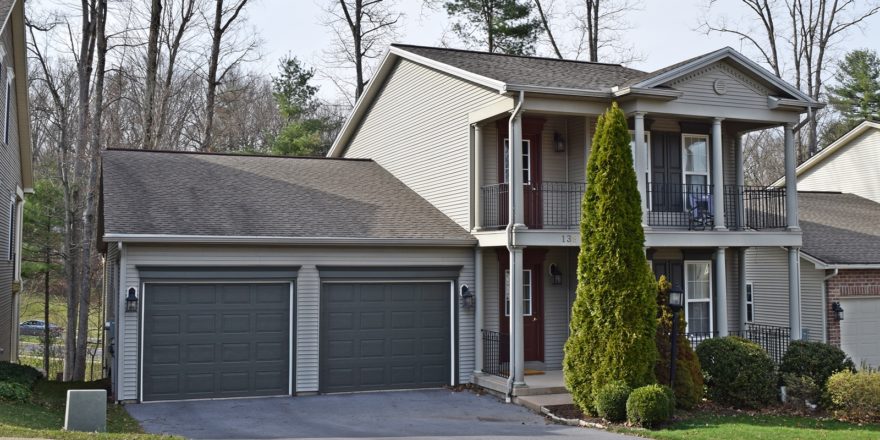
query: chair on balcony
688 192 714 231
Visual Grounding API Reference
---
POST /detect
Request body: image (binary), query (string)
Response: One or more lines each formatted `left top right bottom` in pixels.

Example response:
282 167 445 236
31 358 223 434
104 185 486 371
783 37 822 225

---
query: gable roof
328 44 819 157
101 149 474 245
798 191 880 266
772 121 880 187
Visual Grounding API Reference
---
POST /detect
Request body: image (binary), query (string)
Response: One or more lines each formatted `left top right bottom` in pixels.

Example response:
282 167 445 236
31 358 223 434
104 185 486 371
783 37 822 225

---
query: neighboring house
747 192 880 368
102 44 819 402
0 0 33 363
772 121 880 203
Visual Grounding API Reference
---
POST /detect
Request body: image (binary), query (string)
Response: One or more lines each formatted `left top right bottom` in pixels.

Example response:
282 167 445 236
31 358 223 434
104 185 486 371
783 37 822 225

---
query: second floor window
502 139 531 184
683 134 710 191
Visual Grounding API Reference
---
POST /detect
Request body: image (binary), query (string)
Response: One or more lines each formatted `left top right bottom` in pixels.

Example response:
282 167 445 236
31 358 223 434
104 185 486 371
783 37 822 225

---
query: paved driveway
126 389 633 440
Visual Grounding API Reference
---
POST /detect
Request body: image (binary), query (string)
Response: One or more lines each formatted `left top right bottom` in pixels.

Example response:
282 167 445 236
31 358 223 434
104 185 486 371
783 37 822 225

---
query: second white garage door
839 297 880 368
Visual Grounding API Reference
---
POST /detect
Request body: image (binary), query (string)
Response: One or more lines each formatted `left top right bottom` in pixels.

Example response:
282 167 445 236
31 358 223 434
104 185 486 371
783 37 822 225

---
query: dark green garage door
143 283 290 401
320 282 451 393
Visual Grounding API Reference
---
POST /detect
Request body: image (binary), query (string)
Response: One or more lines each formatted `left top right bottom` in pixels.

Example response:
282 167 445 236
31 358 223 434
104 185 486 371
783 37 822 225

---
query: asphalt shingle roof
393 44 647 92
799 192 880 265
101 150 473 242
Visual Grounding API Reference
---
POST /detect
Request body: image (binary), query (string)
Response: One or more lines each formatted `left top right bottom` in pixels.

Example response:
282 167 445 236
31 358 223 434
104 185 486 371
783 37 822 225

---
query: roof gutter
800 251 880 270
102 234 476 247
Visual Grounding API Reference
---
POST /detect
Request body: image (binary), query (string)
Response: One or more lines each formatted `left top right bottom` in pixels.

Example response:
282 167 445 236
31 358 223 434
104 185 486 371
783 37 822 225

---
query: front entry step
514 393 573 413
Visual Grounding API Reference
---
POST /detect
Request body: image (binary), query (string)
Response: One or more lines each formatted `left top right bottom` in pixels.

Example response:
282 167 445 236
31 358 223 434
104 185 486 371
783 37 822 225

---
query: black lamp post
667 288 685 388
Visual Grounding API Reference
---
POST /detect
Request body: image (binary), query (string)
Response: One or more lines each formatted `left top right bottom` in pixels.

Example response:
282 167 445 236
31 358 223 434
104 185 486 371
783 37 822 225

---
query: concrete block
64 389 107 432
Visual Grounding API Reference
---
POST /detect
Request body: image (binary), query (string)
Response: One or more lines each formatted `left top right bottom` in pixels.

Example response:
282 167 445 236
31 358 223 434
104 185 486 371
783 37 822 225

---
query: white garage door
840 297 880 368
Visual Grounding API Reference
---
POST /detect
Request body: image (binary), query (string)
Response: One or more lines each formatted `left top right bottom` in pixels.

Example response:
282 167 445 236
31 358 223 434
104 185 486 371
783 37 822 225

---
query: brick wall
826 269 880 346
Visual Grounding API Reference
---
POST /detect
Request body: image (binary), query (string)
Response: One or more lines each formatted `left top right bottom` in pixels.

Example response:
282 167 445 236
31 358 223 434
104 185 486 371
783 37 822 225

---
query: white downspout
505 90 524 402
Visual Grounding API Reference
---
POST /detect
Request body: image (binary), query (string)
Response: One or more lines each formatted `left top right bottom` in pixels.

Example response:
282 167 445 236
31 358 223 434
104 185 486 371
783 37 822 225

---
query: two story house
101 44 818 402
0 0 34 363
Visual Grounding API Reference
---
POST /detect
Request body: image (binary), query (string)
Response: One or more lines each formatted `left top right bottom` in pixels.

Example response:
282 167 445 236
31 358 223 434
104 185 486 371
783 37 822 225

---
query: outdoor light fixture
460 284 475 309
553 132 566 152
125 287 139 313
549 264 563 285
667 287 685 387
832 301 844 321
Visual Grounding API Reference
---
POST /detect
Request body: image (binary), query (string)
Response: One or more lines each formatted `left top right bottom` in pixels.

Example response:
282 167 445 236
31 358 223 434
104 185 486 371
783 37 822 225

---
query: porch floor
473 370 567 397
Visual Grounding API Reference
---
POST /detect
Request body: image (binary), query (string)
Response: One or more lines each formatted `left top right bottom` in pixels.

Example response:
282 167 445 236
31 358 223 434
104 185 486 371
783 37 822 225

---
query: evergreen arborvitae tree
563 103 658 414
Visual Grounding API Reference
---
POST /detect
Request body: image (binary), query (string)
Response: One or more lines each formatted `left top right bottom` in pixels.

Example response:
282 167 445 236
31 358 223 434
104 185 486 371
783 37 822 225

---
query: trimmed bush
0 381 31 401
593 381 632 422
780 340 854 391
564 103 658 415
827 370 880 422
0 362 42 387
782 373 820 408
654 275 704 409
626 384 674 428
696 337 776 408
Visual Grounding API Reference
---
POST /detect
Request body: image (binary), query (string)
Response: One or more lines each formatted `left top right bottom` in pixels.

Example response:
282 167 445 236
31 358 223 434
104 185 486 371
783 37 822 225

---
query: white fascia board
800 250 880 270
103 233 476 247
505 84 610 98
772 121 880 187
635 47 818 106
327 50 397 157
612 87 682 100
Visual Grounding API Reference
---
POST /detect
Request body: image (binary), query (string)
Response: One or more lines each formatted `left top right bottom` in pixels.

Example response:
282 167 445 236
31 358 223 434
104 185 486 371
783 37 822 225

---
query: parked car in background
19 320 62 337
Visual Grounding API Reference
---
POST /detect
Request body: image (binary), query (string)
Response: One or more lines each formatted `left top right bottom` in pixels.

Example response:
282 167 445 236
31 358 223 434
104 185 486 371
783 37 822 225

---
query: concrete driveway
126 389 634 440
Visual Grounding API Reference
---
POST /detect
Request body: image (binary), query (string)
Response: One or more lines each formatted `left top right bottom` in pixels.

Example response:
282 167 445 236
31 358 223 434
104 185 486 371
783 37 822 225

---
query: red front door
497 249 546 362
497 119 544 229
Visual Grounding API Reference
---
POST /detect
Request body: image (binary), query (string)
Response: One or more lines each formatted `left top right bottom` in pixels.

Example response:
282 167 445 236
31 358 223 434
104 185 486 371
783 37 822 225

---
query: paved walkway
126 389 634 440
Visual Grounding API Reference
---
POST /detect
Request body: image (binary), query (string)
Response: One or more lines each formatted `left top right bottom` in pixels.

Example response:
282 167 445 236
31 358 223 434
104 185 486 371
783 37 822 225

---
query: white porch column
510 247 526 386
711 118 726 230
633 112 648 226
738 247 748 332
473 247 483 374
715 247 729 337
511 114 525 227
788 246 803 340
784 123 800 230
473 124 483 231
734 134 744 230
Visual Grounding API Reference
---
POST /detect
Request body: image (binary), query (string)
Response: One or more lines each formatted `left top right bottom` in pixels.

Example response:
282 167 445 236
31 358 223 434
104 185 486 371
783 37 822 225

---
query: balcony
479 182 786 231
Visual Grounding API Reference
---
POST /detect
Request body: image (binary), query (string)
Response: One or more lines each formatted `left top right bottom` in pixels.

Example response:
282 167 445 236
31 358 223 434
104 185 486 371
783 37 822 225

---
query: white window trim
684 260 713 334
745 282 754 323
681 134 711 188
504 269 533 317
502 138 532 185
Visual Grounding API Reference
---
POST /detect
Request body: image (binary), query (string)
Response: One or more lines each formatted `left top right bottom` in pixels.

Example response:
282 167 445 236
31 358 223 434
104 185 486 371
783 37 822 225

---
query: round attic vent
713 79 728 95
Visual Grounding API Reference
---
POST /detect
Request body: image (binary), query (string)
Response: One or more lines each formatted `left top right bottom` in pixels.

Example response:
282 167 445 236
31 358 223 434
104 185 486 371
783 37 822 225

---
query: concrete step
515 393 573 413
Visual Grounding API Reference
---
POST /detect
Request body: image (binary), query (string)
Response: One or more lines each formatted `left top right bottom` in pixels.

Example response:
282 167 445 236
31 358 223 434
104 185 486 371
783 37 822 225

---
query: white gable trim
772 121 880 187
390 46 507 93
634 47 817 105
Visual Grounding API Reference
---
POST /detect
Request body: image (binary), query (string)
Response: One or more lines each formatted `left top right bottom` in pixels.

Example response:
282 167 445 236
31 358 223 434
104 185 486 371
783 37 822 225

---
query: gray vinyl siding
115 244 474 401
669 61 772 111
797 129 880 203
343 59 508 229
542 247 573 369
0 21 21 362
725 247 740 333
482 248 500 333
745 247 824 341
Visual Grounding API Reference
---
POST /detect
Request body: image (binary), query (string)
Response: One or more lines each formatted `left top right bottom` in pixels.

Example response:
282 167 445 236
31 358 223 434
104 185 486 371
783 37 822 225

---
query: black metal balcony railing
646 183 714 229
684 323 791 364
481 329 509 378
480 182 786 231
479 181 586 230
724 185 787 230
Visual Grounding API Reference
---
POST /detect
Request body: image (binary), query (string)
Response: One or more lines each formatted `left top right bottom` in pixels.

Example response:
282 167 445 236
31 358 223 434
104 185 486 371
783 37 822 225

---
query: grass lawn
615 413 880 440
0 379 178 439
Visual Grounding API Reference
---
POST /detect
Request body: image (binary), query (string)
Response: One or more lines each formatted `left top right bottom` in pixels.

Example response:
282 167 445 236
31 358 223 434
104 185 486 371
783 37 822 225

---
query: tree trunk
202 0 224 151
43 244 50 375
534 0 562 59
143 0 162 149
154 0 196 150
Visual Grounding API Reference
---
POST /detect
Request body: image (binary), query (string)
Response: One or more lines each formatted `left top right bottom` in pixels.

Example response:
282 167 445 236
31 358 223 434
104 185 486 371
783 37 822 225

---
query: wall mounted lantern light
549 264 563 285
125 287 139 313
460 284 475 308
554 132 566 152
831 301 844 321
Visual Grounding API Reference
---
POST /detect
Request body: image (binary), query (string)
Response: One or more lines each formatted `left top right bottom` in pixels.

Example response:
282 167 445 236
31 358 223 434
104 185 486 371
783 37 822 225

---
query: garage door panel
320 282 451 393
840 298 880 368
143 282 290 401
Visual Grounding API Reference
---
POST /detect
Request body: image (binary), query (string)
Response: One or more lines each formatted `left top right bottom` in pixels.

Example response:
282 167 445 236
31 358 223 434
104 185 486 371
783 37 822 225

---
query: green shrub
593 381 632 422
780 340 854 392
564 103 658 415
654 275 704 409
782 373 820 408
826 370 880 422
0 381 31 401
626 384 674 427
696 337 776 408
0 362 42 387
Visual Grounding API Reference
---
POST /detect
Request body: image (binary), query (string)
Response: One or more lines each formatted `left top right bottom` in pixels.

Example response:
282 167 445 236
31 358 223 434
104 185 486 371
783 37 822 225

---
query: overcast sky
247 0 880 100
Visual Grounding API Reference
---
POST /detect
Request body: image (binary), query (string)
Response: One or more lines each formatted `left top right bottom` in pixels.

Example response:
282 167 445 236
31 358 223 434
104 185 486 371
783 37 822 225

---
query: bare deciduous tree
573 0 643 63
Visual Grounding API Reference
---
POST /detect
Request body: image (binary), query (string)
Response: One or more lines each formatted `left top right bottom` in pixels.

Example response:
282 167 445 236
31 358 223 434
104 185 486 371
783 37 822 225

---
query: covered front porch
471 245 796 397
